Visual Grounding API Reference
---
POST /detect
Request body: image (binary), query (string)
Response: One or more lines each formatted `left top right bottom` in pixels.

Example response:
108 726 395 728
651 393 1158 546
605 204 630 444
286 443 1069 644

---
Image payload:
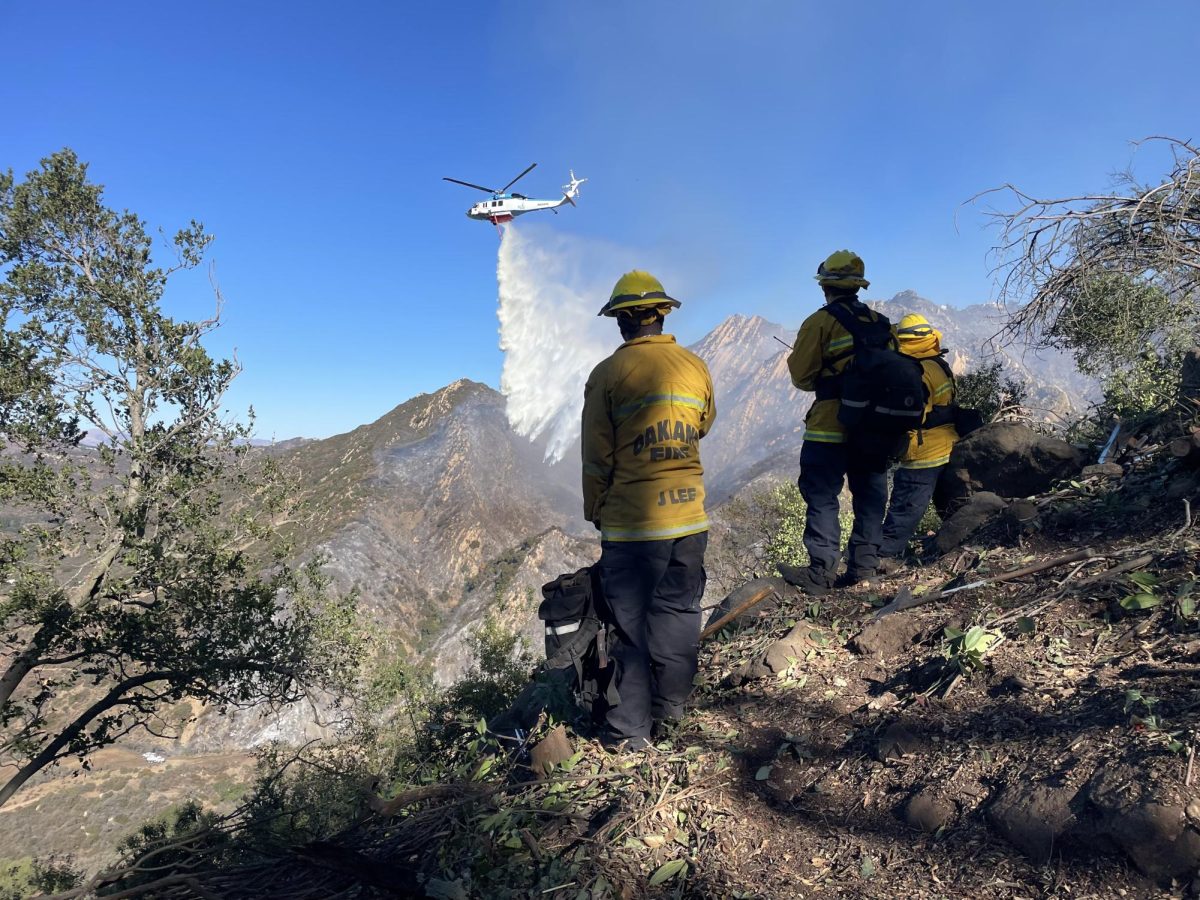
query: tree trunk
0 669 185 809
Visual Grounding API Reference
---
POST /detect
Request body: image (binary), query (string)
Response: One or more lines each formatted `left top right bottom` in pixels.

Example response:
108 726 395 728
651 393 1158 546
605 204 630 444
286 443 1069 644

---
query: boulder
1003 498 1040 532
904 787 955 833
935 491 1008 553
875 722 925 762
763 623 832 675
724 622 833 685
850 612 924 659
987 780 1082 864
937 423 1086 512
1088 765 1200 881
705 577 790 630
530 725 574 778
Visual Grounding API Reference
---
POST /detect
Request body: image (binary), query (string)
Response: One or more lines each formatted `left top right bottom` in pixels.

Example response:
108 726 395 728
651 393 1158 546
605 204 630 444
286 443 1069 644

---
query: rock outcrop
937 423 1085 513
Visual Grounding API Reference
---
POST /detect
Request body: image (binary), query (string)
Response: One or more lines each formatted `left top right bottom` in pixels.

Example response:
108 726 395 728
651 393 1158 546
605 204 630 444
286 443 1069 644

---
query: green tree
0 150 359 808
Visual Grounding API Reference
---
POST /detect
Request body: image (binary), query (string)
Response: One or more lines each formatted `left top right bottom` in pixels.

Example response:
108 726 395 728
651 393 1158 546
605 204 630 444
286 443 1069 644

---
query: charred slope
279 379 585 653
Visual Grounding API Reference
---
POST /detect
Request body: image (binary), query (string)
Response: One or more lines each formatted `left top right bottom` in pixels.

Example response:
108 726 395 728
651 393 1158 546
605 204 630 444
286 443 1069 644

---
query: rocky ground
53 420 1200 898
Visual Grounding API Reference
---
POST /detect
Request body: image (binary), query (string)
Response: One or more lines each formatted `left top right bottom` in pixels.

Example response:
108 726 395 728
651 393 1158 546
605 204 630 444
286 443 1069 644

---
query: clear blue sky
2 1 1196 439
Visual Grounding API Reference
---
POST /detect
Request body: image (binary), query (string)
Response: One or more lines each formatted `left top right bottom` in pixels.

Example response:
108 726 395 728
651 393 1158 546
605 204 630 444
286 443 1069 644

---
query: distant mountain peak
887 289 929 305
691 313 786 359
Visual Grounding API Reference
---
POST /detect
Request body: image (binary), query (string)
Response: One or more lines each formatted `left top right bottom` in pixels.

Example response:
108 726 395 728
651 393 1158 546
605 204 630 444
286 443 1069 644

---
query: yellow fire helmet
897 313 934 337
814 250 870 290
598 270 681 318
897 312 943 355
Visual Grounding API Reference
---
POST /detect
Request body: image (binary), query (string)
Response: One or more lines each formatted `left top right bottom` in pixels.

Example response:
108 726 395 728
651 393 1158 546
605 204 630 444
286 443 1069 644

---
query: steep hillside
278 379 586 658
0 303 1103 884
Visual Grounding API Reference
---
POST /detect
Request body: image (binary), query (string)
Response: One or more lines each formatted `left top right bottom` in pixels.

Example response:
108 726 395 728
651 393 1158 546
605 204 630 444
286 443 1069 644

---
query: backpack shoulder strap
821 298 863 341
929 354 957 403
930 353 955 381
824 300 894 349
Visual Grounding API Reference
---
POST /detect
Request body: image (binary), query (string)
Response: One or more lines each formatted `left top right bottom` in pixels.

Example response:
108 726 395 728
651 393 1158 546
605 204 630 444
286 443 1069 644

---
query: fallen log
700 577 786 641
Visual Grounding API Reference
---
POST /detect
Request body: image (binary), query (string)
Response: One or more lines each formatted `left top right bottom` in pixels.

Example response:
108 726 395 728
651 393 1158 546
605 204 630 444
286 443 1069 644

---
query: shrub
956 361 1029 422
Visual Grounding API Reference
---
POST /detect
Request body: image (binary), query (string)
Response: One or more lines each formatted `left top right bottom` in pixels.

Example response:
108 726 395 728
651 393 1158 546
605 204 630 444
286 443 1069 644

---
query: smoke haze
496 225 615 463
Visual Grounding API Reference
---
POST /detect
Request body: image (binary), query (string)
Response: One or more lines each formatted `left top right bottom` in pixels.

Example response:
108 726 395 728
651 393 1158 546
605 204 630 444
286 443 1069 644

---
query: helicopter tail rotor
562 170 587 204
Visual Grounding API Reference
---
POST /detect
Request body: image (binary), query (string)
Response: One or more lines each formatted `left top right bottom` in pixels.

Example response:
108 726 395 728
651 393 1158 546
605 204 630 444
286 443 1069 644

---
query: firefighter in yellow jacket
782 250 892 594
582 271 715 749
879 313 961 564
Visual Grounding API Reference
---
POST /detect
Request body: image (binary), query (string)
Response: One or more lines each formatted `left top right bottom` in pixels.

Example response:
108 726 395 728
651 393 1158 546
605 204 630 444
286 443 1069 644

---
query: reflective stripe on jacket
582 335 715 542
901 357 960 469
786 299 886 443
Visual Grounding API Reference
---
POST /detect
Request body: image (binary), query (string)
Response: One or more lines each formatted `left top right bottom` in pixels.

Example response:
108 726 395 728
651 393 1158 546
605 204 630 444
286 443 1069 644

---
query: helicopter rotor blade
443 177 498 193
500 163 537 193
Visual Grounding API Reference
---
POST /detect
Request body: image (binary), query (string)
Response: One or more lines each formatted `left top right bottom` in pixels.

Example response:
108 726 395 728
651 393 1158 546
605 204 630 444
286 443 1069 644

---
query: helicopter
443 163 585 232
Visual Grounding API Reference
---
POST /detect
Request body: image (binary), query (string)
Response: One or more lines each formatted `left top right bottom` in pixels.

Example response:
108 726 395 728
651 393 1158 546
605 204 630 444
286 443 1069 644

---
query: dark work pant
880 465 944 558
597 531 707 743
797 440 888 578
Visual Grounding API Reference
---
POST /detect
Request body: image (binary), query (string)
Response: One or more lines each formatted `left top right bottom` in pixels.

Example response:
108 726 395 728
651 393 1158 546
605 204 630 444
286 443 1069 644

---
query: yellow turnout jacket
901 354 960 469
582 334 715 542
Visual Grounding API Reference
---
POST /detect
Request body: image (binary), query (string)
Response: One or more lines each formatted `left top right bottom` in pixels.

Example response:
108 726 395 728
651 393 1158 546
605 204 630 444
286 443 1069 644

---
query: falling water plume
496 225 615 462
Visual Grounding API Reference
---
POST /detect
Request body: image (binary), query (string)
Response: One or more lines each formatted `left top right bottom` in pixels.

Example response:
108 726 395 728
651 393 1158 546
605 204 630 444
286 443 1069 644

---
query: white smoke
496 225 618 463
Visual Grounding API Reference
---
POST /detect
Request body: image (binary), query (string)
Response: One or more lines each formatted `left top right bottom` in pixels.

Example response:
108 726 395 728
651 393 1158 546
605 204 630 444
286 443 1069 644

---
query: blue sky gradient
2 1 1196 438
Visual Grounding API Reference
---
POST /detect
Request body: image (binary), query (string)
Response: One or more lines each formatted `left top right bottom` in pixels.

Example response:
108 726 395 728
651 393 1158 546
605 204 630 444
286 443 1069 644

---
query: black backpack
536 566 618 723
489 566 618 739
820 300 927 437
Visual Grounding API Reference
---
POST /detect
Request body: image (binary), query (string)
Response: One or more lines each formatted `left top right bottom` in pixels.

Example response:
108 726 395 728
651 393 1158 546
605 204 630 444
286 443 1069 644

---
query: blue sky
2 1 1196 439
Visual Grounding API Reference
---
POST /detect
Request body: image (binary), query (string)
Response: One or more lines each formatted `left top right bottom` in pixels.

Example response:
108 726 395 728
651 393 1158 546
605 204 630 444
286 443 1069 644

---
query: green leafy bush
955 361 1029 422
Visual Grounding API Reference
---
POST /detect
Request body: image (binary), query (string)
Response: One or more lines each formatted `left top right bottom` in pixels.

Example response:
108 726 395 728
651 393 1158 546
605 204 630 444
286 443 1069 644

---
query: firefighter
781 250 891 594
582 271 716 749
879 313 961 566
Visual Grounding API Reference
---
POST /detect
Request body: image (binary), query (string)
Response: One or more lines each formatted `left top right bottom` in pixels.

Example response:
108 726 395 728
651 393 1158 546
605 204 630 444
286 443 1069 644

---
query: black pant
880 465 944 558
797 440 888 578
597 532 707 743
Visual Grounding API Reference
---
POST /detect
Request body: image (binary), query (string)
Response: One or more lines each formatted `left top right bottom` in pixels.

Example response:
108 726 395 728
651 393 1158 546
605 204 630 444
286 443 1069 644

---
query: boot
777 563 832 596
834 567 884 588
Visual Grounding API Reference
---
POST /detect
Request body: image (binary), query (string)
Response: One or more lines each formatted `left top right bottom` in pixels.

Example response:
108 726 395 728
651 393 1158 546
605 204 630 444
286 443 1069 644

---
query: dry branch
874 548 1099 619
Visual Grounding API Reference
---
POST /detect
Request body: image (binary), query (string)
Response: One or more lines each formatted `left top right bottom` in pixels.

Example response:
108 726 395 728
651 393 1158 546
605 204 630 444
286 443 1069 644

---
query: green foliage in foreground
0 149 360 809
1049 274 1194 424
0 855 79 899
710 481 853 587
34 616 547 896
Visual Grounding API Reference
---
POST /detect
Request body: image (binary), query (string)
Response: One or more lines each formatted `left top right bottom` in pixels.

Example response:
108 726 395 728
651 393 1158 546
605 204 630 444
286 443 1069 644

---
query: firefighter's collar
621 334 677 347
